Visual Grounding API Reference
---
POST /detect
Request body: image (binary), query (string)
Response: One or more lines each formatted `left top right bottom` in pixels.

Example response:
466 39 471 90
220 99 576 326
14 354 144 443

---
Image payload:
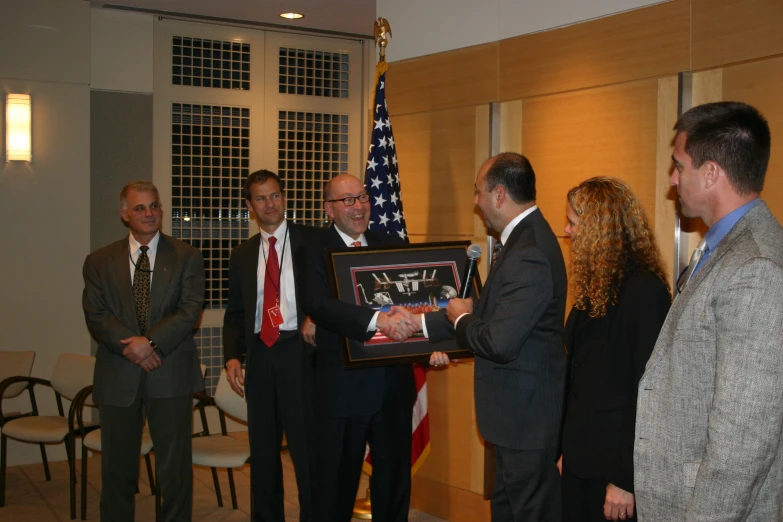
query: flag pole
351 16 393 521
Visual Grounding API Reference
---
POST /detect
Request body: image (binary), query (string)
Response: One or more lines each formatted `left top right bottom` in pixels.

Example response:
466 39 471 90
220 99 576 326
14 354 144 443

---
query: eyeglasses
326 193 370 206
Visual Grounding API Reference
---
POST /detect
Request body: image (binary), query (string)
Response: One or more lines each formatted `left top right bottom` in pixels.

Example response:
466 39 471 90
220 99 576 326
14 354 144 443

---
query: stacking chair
74 385 156 521
0 353 95 520
192 369 249 509
0 351 41 463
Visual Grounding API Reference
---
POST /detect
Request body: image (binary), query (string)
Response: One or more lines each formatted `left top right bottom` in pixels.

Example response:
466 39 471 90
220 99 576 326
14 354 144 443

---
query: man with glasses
302 173 418 522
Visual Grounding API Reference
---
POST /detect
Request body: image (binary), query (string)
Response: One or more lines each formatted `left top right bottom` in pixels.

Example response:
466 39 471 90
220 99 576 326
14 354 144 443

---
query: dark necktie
133 245 151 334
260 236 280 347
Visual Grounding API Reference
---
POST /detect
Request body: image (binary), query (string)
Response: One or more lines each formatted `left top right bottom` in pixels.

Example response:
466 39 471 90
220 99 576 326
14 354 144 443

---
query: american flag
364 67 407 241
362 60 431 476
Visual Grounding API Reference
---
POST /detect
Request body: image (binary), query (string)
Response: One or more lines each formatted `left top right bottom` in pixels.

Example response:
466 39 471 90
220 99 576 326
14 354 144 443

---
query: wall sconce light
6 94 32 162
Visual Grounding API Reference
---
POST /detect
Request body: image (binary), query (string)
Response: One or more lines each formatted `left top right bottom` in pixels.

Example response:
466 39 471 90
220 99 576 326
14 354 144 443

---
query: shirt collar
259 219 288 244
129 230 160 255
704 198 760 252
500 205 538 245
335 225 366 247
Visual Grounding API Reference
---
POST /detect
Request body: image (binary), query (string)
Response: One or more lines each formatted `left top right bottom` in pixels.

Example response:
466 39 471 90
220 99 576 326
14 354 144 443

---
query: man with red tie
223 170 321 522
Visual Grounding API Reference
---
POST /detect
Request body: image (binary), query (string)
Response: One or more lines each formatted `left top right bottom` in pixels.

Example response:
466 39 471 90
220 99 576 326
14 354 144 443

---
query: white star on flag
378 213 390 226
390 192 399 206
392 210 402 222
366 157 378 171
373 194 387 207
383 156 390 167
374 119 384 131
378 136 388 148
370 176 382 189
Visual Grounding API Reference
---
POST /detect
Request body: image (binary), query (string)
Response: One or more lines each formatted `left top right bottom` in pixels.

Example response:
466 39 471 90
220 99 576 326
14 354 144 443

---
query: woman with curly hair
557 177 671 522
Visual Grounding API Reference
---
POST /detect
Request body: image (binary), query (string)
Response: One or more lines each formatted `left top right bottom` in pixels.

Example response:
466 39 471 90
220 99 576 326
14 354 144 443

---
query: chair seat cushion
192 435 249 468
83 427 154 454
2 416 69 443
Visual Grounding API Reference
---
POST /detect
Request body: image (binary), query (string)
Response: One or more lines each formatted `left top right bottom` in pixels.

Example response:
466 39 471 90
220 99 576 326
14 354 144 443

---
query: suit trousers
491 445 561 522
314 373 412 522
99 383 193 522
246 333 315 522
561 463 637 522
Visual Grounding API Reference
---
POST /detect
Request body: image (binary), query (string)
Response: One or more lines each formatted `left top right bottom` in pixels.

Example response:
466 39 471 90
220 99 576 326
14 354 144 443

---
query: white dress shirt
334 227 378 331
255 220 298 333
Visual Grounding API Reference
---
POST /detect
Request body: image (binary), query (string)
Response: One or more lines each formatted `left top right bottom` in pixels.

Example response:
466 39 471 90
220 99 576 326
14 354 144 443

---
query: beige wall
0 0 92 466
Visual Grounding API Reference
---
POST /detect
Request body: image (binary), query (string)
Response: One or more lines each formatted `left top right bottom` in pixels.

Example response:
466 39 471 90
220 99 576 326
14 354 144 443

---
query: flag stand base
353 487 372 519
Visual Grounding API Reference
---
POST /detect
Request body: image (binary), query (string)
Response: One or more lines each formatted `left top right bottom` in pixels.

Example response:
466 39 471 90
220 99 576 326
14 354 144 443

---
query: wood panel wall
692 0 783 70
385 2 783 519
723 56 783 223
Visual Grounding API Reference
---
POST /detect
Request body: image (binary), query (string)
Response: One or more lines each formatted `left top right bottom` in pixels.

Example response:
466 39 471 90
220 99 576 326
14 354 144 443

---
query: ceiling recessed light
280 12 304 20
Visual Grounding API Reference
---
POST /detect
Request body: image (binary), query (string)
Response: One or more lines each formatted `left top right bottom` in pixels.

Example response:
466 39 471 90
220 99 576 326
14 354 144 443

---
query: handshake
377 306 421 342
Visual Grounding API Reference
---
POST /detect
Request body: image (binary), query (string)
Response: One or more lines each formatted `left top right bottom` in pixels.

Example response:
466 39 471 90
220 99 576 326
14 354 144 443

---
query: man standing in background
83 180 205 522
223 169 319 522
634 102 783 520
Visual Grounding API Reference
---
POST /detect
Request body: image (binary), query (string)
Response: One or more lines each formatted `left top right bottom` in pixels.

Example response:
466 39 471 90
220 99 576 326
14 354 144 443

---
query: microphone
459 244 482 299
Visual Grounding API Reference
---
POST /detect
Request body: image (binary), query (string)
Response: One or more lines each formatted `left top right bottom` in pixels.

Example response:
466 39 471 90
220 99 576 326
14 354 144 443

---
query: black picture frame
325 240 482 369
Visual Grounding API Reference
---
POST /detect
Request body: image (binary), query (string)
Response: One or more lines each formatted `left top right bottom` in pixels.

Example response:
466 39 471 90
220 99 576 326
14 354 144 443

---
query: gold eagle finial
373 18 392 60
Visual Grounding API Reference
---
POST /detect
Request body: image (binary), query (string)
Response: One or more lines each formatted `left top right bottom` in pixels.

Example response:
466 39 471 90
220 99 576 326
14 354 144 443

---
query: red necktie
260 236 280 347
351 241 362 247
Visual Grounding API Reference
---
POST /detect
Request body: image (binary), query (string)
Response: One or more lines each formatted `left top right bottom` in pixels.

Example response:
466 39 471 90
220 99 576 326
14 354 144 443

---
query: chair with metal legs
73 385 157 520
0 353 95 520
192 369 249 509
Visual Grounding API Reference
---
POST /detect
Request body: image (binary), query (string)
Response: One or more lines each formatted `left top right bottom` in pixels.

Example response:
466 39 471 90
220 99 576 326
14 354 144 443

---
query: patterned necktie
677 238 707 294
133 245 151 334
351 241 362 247
492 240 503 265
260 236 280 347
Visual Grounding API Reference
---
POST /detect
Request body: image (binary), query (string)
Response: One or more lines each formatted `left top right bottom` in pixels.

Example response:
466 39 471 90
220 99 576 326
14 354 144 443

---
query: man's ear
703 161 721 189
495 186 506 208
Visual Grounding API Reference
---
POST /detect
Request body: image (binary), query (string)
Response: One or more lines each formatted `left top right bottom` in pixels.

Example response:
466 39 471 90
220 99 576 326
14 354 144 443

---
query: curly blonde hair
567 177 670 318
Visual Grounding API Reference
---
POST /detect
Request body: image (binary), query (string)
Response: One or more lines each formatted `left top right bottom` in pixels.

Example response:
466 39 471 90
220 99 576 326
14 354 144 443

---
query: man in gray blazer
83 181 205 522
634 102 783 521
420 153 568 521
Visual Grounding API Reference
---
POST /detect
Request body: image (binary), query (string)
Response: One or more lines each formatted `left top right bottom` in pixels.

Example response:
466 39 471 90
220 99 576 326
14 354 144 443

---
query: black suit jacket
561 269 670 493
82 233 206 407
223 221 321 364
302 225 416 418
427 208 567 450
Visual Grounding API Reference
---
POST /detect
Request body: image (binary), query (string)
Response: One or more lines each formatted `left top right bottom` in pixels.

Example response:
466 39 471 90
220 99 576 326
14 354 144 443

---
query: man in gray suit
635 102 783 521
83 181 205 522
417 153 568 521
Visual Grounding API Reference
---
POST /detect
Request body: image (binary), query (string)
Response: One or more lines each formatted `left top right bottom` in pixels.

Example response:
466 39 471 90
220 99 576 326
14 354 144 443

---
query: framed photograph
325 241 482 368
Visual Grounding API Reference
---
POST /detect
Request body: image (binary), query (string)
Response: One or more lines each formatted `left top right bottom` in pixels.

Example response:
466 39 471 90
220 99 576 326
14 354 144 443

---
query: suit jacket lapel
113 239 136 330
646 205 759 370
149 234 174 322
476 212 534 316
288 224 306 326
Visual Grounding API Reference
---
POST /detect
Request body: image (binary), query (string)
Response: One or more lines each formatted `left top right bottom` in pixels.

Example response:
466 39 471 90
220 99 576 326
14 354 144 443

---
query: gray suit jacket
426 209 567 450
83 233 206 407
634 202 783 521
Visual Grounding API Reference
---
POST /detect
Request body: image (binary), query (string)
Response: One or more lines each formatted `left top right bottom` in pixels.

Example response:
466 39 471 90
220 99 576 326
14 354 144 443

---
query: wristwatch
146 337 163 357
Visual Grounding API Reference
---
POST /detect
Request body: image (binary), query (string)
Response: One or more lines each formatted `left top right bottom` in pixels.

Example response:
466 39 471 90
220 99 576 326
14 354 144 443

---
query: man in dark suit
223 169 319 522
82 180 205 522
302 173 417 522
422 153 568 521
